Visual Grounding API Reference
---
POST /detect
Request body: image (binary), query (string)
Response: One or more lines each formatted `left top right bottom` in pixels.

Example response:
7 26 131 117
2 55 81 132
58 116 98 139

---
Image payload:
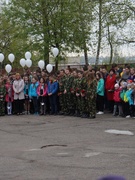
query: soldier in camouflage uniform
63 68 74 115
0 78 6 116
80 73 88 118
70 70 78 115
58 69 66 114
75 71 84 117
86 72 97 118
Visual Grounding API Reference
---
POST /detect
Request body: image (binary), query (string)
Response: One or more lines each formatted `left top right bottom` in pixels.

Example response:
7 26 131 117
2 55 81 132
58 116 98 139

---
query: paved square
0 114 135 180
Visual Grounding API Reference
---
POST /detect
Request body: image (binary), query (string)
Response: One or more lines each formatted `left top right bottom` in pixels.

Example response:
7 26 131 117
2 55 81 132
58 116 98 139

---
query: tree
1 0 71 67
69 0 94 66
2 0 96 68
0 10 31 67
1 0 135 69
95 0 103 66
94 0 135 65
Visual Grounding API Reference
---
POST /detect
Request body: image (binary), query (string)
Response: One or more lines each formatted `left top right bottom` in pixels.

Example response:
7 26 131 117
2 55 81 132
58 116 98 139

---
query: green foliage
0 0 134 69
1 0 95 68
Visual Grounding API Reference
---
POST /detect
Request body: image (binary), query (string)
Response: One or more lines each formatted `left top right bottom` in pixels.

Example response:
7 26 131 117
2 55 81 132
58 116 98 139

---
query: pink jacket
5 83 14 102
113 88 121 102
37 83 47 96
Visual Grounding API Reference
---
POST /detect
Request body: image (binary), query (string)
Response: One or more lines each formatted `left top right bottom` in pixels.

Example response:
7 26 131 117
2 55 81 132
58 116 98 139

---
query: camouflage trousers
87 97 96 117
76 96 81 111
59 93 65 112
64 93 75 112
72 94 77 111
80 96 88 114
70 93 75 110
0 100 5 116
64 93 70 112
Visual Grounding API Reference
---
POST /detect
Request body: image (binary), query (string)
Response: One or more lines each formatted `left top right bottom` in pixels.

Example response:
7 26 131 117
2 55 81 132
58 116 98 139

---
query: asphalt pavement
0 113 135 180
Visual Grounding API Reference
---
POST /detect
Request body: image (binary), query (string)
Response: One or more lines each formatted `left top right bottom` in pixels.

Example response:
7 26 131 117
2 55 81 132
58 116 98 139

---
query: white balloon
46 64 53 73
38 60 45 69
26 59 32 68
5 64 12 73
20 58 26 67
25 51 32 59
8 53 15 63
0 53 4 63
52 47 59 57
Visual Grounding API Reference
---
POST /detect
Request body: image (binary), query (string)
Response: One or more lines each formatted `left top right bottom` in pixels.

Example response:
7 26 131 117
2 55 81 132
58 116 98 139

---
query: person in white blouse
13 73 25 115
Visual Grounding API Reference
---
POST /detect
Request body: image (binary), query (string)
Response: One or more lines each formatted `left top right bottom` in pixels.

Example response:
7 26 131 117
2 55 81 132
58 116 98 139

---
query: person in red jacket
105 69 116 112
113 83 123 116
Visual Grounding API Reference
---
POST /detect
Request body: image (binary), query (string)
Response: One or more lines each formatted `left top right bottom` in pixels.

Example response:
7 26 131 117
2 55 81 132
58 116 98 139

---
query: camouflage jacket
74 77 87 94
80 77 87 94
58 75 66 92
70 77 77 92
64 75 74 93
86 79 97 99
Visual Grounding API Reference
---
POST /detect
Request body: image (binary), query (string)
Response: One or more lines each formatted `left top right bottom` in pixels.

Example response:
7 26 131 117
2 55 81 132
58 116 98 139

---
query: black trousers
14 99 24 114
46 95 50 114
38 96 46 114
49 94 57 114
124 102 130 116
96 94 104 112
32 97 39 113
129 105 135 117
108 100 114 113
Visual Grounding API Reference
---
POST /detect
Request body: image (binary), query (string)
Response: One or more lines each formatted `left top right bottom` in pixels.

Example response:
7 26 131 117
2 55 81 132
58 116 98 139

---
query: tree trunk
95 0 102 66
55 56 58 71
110 43 113 64
55 43 59 71
84 42 88 66
41 0 50 66
107 25 113 64
54 32 59 71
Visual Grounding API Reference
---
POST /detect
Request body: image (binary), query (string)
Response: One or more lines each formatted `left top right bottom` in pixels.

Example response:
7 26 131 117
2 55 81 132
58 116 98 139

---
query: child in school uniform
37 77 48 115
5 78 14 115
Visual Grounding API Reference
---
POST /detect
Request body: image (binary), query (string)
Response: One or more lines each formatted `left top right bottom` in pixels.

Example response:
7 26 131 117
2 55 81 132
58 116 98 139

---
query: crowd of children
0 64 135 118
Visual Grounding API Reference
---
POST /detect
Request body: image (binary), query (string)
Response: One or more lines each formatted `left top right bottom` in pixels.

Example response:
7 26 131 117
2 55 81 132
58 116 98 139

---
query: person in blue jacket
47 75 59 115
29 77 39 115
96 72 105 114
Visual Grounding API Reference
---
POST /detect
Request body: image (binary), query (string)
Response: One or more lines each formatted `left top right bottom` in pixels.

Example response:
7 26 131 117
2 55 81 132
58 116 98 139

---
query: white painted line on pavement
84 152 101 158
105 129 134 136
57 153 69 155
25 149 41 151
